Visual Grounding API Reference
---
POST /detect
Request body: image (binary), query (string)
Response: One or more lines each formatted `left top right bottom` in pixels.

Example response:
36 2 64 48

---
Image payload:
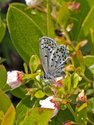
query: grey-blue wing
40 36 57 75
49 45 68 74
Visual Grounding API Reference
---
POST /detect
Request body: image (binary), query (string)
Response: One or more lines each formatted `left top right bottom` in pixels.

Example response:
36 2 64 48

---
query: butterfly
40 36 69 81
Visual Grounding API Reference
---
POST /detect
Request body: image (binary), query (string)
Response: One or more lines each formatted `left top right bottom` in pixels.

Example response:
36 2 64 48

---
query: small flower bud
7 70 23 89
25 0 42 7
67 1 80 11
64 121 72 125
76 90 87 102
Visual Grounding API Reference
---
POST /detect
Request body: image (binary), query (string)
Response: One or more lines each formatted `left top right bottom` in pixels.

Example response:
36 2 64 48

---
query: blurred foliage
0 0 94 125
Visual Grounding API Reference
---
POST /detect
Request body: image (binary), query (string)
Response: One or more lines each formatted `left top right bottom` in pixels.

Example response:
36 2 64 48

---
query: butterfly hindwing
49 45 69 71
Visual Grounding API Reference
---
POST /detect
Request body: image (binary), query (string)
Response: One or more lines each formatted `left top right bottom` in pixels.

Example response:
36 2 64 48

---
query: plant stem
47 0 54 37
47 0 51 37
22 72 39 80
87 117 94 125
62 26 75 50
67 104 77 122
80 73 93 84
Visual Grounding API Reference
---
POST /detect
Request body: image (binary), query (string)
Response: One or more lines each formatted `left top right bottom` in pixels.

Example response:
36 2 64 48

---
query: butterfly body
40 36 69 81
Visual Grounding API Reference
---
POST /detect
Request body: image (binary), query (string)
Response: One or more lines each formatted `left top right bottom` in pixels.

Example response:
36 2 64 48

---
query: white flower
39 96 58 117
7 70 23 89
25 0 42 6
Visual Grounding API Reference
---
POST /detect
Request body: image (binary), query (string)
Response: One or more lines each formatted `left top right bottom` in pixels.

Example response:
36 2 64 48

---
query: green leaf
90 29 94 54
72 73 82 89
29 55 40 73
11 86 26 99
56 0 65 5
7 3 43 62
49 109 74 125
0 0 9 3
87 98 94 112
88 64 94 74
0 65 7 90
70 0 94 41
57 3 70 27
76 107 87 125
87 112 94 124
0 57 6 64
86 89 94 96
1 105 16 125
0 89 11 113
83 55 94 67
78 6 94 41
16 96 35 125
76 51 85 73
63 75 71 93
35 90 45 98
10 3 47 35
0 21 6 43
23 63 28 74
21 108 54 125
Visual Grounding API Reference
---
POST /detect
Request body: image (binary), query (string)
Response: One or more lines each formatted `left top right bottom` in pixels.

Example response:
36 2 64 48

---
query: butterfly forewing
40 36 57 75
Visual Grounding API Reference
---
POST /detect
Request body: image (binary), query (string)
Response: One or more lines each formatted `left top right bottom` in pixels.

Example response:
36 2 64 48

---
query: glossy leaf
57 3 70 27
78 6 94 41
9 3 47 35
0 89 11 113
90 29 94 54
63 75 71 94
1 104 16 125
21 108 54 125
87 112 94 124
7 3 43 62
29 55 40 73
76 50 85 73
70 0 94 41
35 90 45 98
72 73 82 89
16 96 38 125
0 21 6 43
49 109 74 125
11 86 26 99
0 57 6 64
87 98 94 112
0 65 7 90
76 108 87 125
83 55 94 67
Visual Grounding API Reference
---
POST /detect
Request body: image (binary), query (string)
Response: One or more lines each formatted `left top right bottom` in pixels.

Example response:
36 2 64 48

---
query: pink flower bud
64 121 72 125
76 90 87 102
67 1 80 11
7 70 23 89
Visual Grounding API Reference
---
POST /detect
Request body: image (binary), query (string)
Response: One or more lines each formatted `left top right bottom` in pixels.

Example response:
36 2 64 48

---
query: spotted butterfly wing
49 45 69 78
40 36 69 80
40 36 57 77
